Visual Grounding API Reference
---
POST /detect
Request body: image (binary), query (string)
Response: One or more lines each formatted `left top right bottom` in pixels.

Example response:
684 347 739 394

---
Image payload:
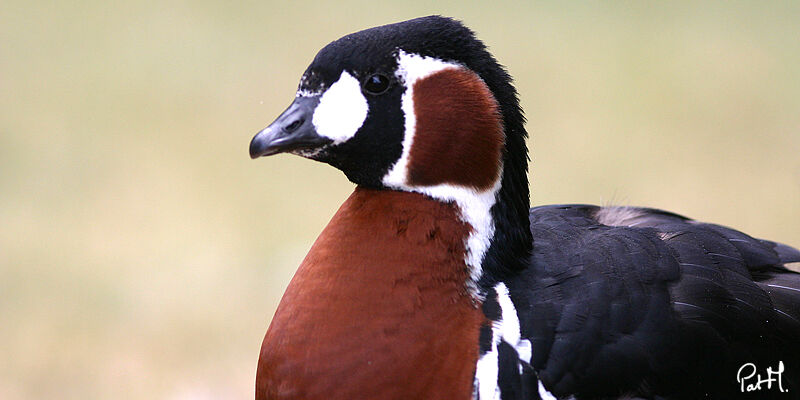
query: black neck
475 67 532 292
477 146 532 292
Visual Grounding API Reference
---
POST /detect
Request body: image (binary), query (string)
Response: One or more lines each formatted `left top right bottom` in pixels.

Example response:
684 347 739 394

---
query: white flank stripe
516 339 532 367
474 283 538 399
539 381 558 400
475 345 501 400
496 283 521 344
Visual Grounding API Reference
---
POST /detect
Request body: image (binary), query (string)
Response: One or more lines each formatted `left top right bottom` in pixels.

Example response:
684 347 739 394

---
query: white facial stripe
382 51 502 296
296 71 324 97
297 88 321 97
311 71 368 144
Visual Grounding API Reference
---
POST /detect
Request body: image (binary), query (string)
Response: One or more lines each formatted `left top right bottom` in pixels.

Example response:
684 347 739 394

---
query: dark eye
362 73 390 95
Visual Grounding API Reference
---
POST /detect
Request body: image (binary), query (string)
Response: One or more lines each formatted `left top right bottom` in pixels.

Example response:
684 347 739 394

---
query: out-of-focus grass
1 1 798 399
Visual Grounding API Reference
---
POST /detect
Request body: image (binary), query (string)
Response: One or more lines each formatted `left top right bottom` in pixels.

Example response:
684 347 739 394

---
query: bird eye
362 73 390 95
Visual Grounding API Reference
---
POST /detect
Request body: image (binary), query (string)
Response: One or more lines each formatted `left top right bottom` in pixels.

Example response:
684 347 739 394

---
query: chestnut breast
256 187 484 400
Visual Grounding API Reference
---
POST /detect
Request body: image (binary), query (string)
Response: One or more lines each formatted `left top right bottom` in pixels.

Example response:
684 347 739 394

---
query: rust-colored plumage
407 67 504 190
256 187 484 400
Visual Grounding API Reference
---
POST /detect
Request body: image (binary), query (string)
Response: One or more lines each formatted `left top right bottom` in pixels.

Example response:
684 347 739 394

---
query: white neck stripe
382 50 501 296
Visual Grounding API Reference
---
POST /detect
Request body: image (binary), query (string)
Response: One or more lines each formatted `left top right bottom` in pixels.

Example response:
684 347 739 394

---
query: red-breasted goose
248 16 800 400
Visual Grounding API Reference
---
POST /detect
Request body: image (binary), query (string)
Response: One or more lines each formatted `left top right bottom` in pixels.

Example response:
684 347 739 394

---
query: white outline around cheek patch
382 51 460 189
311 71 369 145
381 51 504 297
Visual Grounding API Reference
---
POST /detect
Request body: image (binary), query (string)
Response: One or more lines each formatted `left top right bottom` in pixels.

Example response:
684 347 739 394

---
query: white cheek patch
311 71 368 145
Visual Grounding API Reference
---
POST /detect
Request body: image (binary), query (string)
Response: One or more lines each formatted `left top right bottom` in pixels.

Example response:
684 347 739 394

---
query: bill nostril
284 118 304 133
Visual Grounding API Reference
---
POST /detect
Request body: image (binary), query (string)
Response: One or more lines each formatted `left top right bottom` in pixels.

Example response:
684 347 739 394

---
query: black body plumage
499 205 800 399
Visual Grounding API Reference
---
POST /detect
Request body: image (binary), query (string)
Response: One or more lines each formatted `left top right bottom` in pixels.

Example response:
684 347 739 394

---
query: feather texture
502 204 800 399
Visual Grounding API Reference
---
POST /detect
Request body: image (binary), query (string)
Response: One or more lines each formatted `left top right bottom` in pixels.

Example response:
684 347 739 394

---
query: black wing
509 204 800 399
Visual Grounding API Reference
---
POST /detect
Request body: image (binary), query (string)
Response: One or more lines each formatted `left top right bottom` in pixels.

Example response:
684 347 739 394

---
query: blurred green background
2 1 799 398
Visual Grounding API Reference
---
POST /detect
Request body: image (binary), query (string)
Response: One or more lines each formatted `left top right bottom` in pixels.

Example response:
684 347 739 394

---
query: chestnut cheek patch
406 68 504 191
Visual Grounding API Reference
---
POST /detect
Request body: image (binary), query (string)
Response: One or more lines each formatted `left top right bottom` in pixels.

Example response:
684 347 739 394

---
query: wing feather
511 204 800 399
